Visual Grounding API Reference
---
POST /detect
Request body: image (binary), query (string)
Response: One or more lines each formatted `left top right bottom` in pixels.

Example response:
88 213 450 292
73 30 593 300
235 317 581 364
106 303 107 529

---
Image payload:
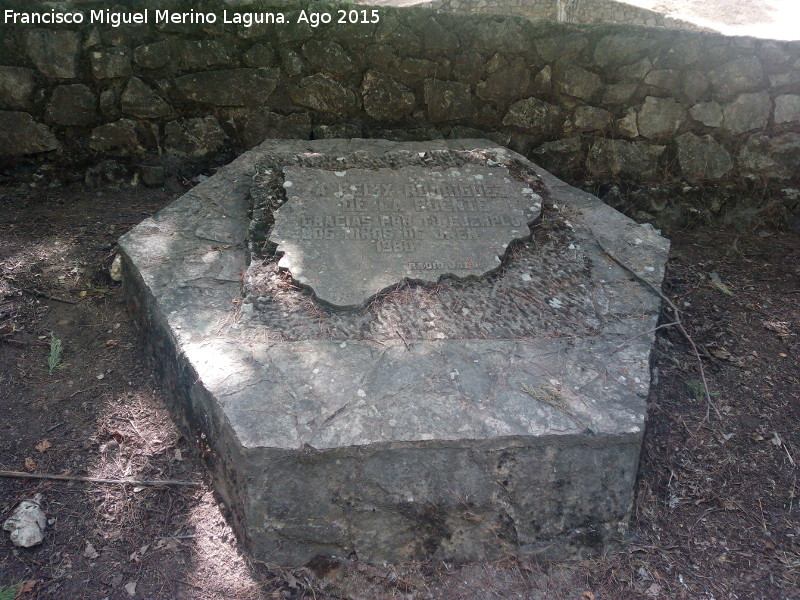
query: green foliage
0 582 22 600
48 333 63 374
686 379 705 400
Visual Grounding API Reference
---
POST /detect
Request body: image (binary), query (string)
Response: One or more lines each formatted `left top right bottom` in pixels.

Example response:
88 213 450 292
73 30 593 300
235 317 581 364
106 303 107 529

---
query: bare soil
1 180 798 599
625 0 799 39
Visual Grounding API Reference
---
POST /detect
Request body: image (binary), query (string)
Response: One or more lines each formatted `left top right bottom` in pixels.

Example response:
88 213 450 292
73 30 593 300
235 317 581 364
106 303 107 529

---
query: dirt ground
622 0 800 39
0 176 798 600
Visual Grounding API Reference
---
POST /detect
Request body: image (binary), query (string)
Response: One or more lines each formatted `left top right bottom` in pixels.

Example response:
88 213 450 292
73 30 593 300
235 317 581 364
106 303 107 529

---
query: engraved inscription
289 171 528 256
268 165 541 307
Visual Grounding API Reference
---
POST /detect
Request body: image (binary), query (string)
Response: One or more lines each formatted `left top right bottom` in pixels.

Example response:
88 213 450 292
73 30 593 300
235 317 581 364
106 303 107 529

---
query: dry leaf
83 541 99 559
124 580 137 597
17 580 38 595
706 344 732 360
105 339 118 347
34 439 52 453
763 321 791 340
709 272 734 296
645 583 662 598
582 592 596 600
24 457 37 471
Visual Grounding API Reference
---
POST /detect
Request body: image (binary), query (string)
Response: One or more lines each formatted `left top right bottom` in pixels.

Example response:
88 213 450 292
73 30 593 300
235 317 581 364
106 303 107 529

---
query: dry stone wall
1 1 799 203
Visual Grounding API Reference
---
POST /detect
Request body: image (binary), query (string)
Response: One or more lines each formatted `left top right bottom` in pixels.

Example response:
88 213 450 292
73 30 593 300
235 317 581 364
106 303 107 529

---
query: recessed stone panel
269 165 540 307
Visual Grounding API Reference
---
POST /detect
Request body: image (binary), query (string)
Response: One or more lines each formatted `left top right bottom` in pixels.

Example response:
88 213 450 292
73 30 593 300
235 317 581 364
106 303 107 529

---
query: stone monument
119 139 669 565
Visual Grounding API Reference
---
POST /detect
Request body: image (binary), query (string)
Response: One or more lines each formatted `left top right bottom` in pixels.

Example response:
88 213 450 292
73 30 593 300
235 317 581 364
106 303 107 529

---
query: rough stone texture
361 71 415 122
709 56 765 102
738 133 800 180
472 18 528 54
476 58 530 102
637 96 686 140
134 41 171 70
397 58 440 87
0 111 59 155
614 108 639 138
616 58 651 82
121 77 173 118
119 138 669 566
689 101 724 128
1 1 799 204
535 34 587 63
0 67 37 110
243 42 277 68
682 71 710 102
90 47 132 79
290 74 357 116
722 92 771 134
770 70 800 89
775 95 800 126
314 124 363 139
164 116 227 156
603 83 638 105
555 65 603 101
24 29 81 79
176 68 280 106
280 49 305 77
594 34 656 68
230 110 312 148
45 84 97 126
676 132 733 182
269 165 541 307
424 79 473 122
532 65 552 93
531 137 585 173
502 97 562 135
572 106 613 132
173 40 237 71
302 40 356 75
99 89 117 117
587 138 665 179
89 119 142 156
643 69 681 91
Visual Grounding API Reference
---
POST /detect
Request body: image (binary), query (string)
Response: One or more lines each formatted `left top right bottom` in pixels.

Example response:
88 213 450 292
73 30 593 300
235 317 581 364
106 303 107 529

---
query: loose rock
3 494 46 548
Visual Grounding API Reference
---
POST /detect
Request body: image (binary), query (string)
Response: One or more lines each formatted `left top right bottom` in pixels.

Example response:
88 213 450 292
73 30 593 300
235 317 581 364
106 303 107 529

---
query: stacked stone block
0 1 798 194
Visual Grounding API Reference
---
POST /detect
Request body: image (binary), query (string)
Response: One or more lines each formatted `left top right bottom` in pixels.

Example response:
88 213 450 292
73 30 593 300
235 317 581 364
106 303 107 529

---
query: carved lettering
271 165 540 307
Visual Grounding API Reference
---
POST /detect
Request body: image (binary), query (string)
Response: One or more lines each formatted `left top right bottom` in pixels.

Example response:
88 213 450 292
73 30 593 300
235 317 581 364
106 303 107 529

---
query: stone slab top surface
119 138 670 451
269 165 541 307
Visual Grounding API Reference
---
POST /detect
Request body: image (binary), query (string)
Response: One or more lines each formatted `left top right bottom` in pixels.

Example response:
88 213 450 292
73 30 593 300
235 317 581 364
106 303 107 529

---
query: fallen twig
0 470 201 487
597 242 720 423
23 288 78 305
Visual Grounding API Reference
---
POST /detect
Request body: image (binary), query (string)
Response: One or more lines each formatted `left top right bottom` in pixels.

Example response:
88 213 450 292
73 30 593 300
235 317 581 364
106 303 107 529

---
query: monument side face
119 139 669 566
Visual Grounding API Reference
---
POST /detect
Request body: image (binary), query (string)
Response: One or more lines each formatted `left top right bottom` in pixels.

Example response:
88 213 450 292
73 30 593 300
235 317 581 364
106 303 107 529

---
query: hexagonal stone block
119 139 669 566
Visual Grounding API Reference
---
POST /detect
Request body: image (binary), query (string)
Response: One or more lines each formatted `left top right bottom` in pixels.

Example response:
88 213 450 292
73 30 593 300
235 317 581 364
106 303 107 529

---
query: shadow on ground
1 179 798 599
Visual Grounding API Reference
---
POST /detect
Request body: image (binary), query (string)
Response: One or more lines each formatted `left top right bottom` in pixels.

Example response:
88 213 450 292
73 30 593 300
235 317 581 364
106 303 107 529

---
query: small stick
597 242 720 423
24 288 78 305
0 470 201 487
612 321 679 354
